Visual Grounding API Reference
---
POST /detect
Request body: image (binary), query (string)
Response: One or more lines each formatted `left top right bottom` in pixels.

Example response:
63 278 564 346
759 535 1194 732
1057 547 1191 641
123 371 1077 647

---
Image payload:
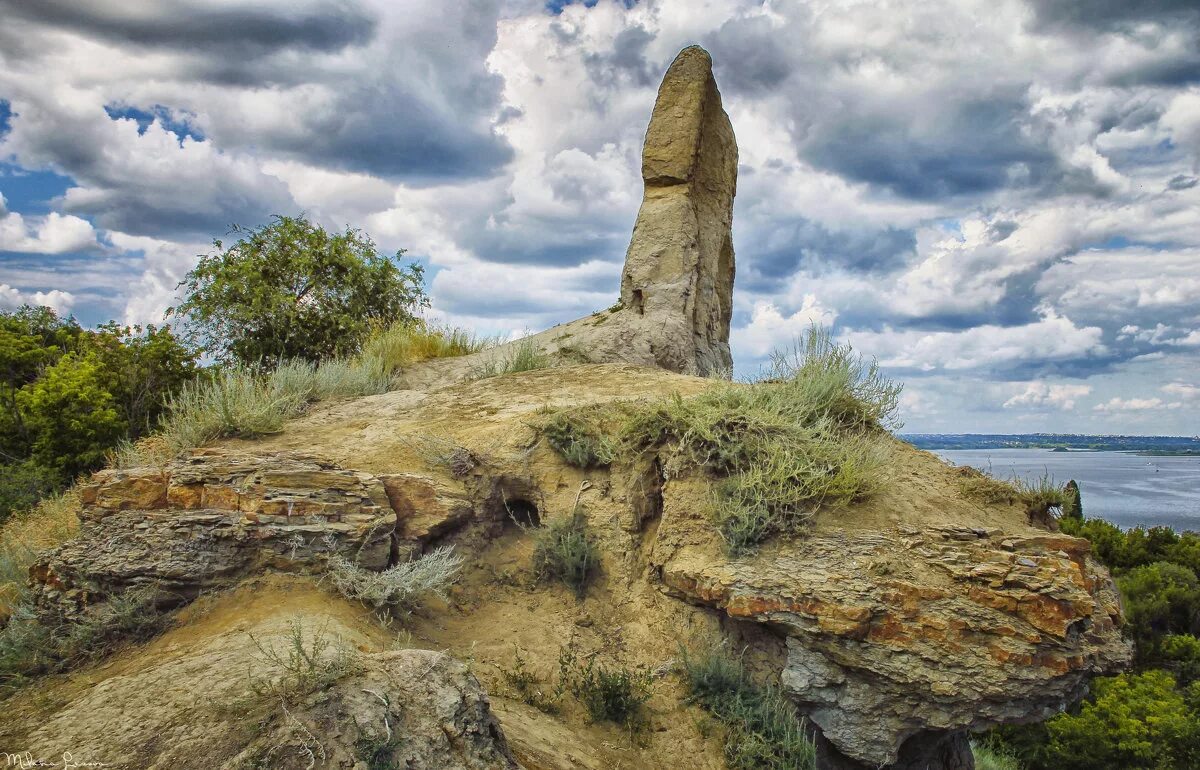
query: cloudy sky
1 0 1198 434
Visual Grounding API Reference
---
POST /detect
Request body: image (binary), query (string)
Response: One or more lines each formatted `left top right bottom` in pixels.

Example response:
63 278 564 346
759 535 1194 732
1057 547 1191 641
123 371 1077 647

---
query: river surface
935 449 1200 531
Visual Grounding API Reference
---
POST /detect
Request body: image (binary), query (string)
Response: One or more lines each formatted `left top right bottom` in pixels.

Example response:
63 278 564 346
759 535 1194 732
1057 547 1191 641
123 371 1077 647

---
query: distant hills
902 433 1200 455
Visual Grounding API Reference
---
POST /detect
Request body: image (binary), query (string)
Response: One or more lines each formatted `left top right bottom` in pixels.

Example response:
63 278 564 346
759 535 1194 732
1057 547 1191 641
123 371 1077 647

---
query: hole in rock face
503 497 540 527
631 288 644 315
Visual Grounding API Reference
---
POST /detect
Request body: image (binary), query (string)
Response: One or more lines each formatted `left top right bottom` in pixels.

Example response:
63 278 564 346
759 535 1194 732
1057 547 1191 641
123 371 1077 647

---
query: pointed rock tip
667 45 713 76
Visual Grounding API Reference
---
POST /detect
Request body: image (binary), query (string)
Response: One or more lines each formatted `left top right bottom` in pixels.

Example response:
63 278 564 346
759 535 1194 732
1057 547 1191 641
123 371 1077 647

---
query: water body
935 449 1200 532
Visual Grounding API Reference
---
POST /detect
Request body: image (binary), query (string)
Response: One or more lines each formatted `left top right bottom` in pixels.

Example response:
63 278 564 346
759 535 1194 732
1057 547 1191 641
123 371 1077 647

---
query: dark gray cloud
0 0 377 57
1028 0 1200 33
738 217 916 289
802 94 1063 200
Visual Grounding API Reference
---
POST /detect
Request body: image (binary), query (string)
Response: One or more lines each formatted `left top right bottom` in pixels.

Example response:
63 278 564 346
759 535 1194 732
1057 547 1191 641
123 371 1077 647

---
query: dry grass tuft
0 490 80 619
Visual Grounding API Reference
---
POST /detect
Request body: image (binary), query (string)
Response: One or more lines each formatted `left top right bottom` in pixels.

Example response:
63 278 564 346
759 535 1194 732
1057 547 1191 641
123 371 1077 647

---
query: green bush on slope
682 644 816 770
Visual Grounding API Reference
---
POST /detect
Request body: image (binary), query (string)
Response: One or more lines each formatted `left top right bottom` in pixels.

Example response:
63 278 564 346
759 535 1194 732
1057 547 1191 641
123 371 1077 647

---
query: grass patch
362 318 494 372
531 508 600 598
471 336 552 378
558 646 652 729
955 465 1069 523
530 328 899 553
0 586 171 694
537 407 617 468
617 327 898 553
972 741 1023 770
682 644 816 770
327 547 463 612
113 356 392 467
0 490 80 619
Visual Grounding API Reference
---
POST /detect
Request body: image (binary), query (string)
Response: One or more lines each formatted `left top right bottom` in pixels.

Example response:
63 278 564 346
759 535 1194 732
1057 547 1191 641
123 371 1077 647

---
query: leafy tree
1160 635 1200 687
170 215 428 365
1043 671 1200 770
0 458 62 521
85 323 198 438
16 353 126 479
0 308 83 457
1119 562 1200 659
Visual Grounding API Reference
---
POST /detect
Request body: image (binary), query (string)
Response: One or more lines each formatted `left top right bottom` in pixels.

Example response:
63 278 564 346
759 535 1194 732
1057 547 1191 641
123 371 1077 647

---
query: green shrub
0 459 62 526
1160 635 1200 687
500 646 563 713
972 741 1023 770
682 644 816 770
558 646 652 729
532 508 600 598
1043 670 1200 770
17 352 127 478
537 409 617 468
1119 562 1200 655
1061 480 1083 520
472 337 551 378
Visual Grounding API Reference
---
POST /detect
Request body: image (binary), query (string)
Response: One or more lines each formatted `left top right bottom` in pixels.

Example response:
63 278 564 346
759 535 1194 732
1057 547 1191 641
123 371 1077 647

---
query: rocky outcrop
244 648 518 770
398 45 736 389
660 526 1132 766
20 366 1132 770
29 448 457 616
1 577 516 770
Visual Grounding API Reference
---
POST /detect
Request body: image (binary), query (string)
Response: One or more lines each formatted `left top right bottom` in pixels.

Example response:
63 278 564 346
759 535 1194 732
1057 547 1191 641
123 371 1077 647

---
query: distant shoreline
904 433 1200 453
902 429 1195 453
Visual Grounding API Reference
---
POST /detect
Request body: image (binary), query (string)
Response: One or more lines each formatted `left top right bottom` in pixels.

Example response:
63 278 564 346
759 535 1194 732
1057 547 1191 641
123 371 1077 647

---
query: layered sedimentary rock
660 526 1132 766
398 45 735 388
29 448 470 616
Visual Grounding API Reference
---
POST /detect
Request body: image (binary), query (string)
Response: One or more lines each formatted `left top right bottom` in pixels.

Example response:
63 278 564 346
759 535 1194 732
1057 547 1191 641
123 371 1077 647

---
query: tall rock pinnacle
397 45 738 388
620 45 737 375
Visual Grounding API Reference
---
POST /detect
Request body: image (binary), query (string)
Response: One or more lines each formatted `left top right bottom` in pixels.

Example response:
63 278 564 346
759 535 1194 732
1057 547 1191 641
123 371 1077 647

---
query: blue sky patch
104 103 205 143
0 163 76 215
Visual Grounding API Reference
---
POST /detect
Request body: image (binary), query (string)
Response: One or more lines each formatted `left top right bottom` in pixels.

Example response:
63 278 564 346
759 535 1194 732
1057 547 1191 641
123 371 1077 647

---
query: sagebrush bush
114 356 394 467
682 644 816 770
955 465 1070 524
0 586 168 693
532 509 600 598
617 327 898 553
327 547 463 611
248 616 361 702
537 409 616 468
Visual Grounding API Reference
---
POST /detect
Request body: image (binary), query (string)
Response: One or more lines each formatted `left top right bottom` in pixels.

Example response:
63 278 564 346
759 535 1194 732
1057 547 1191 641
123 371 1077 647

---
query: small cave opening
631 288 645 315
503 497 541 528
